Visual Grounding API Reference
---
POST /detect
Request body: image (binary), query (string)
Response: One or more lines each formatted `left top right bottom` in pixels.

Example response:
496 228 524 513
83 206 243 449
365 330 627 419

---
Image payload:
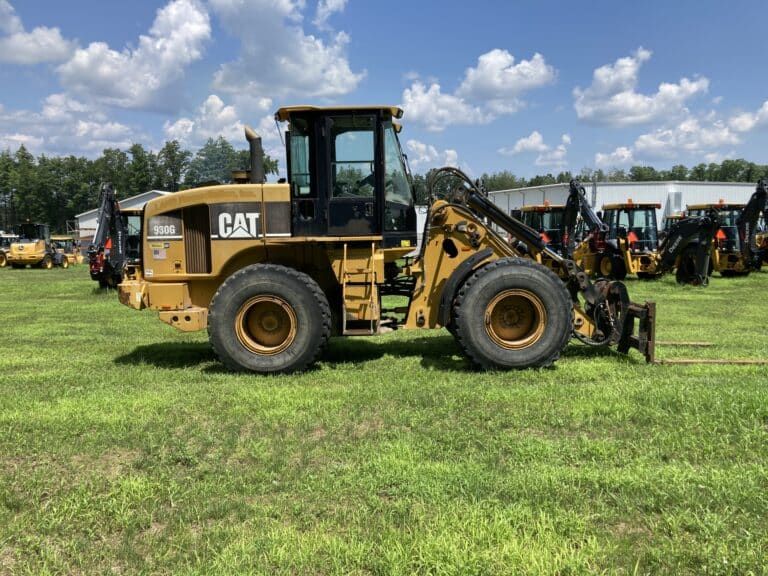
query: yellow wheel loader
117 106 655 374
5 223 63 269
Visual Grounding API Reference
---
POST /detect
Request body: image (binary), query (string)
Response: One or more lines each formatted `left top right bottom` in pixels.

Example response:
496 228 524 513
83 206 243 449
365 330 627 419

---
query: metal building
489 181 758 224
76 190 171 244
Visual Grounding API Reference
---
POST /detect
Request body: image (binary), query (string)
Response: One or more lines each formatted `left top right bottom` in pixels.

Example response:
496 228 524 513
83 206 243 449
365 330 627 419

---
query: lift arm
429 167 655 362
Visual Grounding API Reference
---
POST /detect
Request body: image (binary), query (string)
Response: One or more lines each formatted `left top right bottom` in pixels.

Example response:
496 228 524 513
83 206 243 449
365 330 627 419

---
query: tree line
478 160 768 193
0 137 278 233
1 136 766 233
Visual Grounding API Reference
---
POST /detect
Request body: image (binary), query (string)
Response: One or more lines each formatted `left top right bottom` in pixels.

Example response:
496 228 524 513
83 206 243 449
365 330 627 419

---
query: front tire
453 258 572 370
60 257 69 269
675 247 702 285
208 264 331 374
41 255 53 269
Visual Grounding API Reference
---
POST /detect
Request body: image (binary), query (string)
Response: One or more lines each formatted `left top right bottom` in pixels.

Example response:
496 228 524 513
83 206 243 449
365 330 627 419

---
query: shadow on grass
113 334 639 373
114 342 217 369
114 335 470 372
323 334 470 372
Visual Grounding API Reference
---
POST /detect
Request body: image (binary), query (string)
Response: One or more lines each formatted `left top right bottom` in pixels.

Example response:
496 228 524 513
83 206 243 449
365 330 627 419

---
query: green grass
1 265 767 575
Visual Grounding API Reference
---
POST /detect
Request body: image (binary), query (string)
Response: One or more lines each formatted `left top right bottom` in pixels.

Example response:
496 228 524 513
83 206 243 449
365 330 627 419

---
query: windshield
15 224 44 241
605 208 658 250
522 210 564 246
715 208 741 250
383 122 414 232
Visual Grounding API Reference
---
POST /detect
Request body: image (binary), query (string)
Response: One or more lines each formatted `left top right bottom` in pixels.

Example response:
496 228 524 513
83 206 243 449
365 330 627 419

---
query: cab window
330 116 375 198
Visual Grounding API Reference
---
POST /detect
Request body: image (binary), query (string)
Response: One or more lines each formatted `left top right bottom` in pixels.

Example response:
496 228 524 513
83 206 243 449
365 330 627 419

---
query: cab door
326 115 379 236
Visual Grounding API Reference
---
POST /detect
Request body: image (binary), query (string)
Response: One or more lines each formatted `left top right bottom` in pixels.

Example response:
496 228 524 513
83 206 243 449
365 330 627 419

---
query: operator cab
688 203 744 252
276 106 417 248
520 204 565 252
15 223 50 242
602 203 660 252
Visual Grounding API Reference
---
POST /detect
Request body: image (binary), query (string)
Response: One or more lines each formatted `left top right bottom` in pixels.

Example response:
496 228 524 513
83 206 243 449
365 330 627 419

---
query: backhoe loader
117 106 655 374
601 199 718 284
687 180 767 277
88 184 142 287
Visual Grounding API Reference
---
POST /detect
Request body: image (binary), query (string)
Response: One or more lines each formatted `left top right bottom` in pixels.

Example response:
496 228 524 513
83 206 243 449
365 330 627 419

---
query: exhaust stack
244 125 265 184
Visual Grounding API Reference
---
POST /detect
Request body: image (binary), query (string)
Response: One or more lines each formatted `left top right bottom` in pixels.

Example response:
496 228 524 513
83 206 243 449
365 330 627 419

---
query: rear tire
597 253 627 281
453 258 572 370
208 264 331 374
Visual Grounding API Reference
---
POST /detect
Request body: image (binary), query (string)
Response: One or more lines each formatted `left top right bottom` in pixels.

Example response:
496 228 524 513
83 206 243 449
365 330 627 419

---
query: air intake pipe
244 125 265 184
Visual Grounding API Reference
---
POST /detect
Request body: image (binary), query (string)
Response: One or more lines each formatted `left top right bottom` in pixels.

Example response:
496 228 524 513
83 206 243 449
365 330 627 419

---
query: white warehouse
76 190 171 245
489 181 759 223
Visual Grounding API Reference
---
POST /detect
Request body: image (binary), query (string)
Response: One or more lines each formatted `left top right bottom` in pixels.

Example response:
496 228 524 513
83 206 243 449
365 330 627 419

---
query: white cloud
535 134 570 168
595 146 635 168
58 0 210 110
595 114 741 167
401 82 490 132
457 50 555 114
406 139 459 169
499 131 548 155
314 0 347 29
499 132 570 169
728 100 768 133
634 117 739 159
164 94 245 146
402 49 556 131
0 0 76 64
210 0 364 100
0 93 139 155
573 48 709 126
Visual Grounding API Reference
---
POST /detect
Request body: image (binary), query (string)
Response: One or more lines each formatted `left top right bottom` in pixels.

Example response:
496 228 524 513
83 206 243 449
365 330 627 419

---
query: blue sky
1 0 767 178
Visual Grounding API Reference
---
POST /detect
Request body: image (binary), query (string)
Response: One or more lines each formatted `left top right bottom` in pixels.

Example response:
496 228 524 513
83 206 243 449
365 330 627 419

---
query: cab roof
521 204 565 212
602 202 661 210
687 203 744 210
275 105 404 122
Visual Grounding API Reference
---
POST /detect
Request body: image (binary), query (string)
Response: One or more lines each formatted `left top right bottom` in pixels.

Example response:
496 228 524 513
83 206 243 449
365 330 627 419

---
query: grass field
1 265 767 575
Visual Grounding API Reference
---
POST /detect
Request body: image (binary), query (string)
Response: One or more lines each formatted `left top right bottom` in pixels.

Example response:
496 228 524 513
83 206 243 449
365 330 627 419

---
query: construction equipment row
518 180 767 284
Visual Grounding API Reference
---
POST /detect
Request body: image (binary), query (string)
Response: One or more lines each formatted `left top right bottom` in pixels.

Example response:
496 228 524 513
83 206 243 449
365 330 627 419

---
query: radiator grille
184 205 211 273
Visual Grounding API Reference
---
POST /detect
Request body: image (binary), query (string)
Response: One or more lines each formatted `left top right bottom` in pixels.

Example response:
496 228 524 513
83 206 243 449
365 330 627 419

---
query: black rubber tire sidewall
208 264 330 374
453 258 572 370
611 254 627 280
675 248 697 285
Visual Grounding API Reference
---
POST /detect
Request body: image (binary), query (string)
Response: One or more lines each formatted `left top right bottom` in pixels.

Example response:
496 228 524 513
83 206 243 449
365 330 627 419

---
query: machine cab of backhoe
276 106 417 248
602 202 660 253
519 203 566 252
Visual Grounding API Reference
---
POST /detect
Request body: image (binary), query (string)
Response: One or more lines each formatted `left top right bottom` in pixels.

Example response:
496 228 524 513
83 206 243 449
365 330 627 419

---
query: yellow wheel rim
235 296 297 355
600 257 613 276
485 289 547 350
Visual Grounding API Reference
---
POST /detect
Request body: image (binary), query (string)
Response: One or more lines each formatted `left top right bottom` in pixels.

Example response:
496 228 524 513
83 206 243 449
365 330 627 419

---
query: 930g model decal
147 212 182 240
